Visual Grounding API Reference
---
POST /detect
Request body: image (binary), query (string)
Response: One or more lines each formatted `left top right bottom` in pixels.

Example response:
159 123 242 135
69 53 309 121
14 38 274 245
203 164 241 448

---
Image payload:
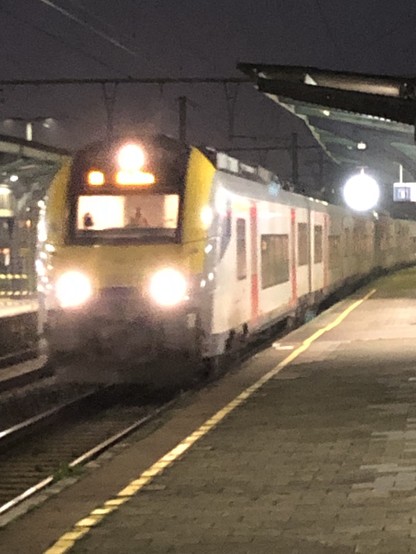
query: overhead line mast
0 76 251 143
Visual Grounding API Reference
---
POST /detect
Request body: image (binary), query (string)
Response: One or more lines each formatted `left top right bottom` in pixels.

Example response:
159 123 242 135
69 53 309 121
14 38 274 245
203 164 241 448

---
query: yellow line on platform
43 288 376 554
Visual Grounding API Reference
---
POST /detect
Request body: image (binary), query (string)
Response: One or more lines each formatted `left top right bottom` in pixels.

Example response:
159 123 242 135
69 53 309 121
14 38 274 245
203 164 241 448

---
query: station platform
2 268 416 553
0 297 37 318
0 298 38 365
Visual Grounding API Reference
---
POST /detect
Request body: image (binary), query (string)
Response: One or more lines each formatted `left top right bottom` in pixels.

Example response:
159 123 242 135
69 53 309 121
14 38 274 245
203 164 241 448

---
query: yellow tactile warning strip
44 288 376 554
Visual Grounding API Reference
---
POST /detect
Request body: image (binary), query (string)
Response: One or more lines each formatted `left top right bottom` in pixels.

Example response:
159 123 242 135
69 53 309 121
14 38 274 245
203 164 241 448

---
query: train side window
236 218 247 280
314 225 323 263
261 234 289 288
297 222 308 266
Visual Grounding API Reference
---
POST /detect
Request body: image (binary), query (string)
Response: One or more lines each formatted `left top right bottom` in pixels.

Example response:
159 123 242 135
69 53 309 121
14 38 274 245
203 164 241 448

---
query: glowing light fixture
149 268 187 307
115 171 155 186
55 271 92 308
116 143 154 185
343 170 380 212
357 141 367 151
118 143 145 171
87 170 105 186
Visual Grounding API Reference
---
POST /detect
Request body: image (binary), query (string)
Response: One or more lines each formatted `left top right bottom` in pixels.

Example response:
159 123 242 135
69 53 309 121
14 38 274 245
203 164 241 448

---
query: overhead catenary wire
0 2 277 156
39 0 221 77
66 0 120 38
4 1 250 140
0 5 125 75
36 0 221 81
37 0 149 62
0 77 249 86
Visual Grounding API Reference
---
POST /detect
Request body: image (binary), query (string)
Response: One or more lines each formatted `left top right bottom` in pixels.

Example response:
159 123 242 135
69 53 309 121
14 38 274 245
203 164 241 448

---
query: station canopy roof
238 63 416 215
0 135 68 212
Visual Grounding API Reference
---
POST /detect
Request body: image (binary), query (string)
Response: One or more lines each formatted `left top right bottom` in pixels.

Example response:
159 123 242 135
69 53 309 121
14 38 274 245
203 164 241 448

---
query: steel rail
0 397 175 517
0 388 100 443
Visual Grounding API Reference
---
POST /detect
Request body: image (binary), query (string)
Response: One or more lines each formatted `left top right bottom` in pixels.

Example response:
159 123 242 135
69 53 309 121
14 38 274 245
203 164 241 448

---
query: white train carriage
198 154 416 359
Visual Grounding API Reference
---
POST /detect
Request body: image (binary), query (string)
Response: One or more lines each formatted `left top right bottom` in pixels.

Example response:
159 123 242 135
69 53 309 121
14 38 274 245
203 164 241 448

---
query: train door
233 207 251 326
295 207 310 299
210 195 251 339
311 209 326 293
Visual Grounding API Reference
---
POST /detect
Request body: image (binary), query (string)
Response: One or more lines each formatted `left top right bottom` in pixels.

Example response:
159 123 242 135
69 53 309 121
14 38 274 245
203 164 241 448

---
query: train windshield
68 136 189 244
76 193 179 240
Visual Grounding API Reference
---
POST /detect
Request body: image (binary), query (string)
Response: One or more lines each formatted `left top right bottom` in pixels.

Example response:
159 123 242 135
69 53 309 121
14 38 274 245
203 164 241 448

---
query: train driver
129 207 149 227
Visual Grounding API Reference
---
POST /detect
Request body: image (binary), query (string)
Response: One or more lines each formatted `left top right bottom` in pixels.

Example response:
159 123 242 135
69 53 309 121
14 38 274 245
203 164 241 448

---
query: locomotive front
37 136 215 370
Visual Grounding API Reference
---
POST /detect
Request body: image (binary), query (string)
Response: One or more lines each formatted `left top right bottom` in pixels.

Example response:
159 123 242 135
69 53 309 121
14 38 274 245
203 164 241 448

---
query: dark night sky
0 0 415 186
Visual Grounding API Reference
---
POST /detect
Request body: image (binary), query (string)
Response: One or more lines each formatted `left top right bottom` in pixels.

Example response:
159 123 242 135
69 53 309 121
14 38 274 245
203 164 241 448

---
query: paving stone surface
67 275 416 554
3 271 416 553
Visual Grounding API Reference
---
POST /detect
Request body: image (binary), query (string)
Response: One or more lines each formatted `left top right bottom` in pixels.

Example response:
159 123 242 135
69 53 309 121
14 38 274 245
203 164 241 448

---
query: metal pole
291 132 298 186
102 83 117 139
223 83 239 140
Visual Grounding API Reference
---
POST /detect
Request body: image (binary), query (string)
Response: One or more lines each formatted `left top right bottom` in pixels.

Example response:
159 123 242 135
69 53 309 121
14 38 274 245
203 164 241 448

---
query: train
36 134 416 380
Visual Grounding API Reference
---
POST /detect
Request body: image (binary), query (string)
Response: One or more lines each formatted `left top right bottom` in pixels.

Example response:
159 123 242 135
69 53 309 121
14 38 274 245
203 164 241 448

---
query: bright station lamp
343 170 380 212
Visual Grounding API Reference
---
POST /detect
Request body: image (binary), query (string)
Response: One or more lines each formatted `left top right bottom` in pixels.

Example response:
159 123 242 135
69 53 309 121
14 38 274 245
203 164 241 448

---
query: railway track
0 328 280 522
0 325 285 519
0 385 174 519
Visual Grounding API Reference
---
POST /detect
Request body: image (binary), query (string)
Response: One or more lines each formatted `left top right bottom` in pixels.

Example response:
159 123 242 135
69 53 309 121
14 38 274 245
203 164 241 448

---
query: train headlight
149 268 187 307
55 271 92 308
118 143 145 170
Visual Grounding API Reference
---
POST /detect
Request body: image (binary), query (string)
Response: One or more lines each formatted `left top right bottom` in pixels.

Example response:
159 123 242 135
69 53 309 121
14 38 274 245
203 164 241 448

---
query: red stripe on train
251 274 259 320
